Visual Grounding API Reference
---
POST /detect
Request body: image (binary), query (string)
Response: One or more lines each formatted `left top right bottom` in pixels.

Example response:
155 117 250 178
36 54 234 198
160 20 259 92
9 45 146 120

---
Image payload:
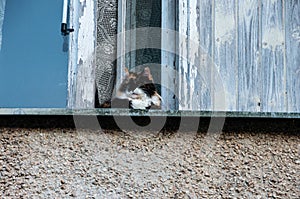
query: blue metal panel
0 0 68 108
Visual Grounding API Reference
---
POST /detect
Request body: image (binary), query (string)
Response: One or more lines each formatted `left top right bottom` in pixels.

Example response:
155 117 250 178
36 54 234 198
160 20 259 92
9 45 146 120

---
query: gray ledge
0 108 300 118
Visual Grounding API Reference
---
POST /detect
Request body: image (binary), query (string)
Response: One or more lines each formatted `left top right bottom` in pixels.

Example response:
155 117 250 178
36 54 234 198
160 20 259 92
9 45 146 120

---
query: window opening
95 0 162 108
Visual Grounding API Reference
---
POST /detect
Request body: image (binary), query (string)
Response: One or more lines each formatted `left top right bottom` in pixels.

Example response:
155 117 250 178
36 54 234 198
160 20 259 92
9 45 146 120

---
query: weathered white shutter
177 0 231 111
170 0 300 113
286 1 300 113
161 0 178 110
68 0 96 108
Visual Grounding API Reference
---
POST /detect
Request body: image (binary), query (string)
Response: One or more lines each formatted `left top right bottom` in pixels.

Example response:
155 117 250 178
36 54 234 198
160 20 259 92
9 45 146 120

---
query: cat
99 67 161 109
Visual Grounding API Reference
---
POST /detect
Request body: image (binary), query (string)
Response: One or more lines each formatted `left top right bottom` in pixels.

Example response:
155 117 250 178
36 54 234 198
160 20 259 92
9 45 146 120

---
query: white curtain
0 0 6 51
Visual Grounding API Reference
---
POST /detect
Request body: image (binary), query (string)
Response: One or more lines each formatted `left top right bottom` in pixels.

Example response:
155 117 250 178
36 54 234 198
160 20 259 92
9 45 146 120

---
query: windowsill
0 108 299 119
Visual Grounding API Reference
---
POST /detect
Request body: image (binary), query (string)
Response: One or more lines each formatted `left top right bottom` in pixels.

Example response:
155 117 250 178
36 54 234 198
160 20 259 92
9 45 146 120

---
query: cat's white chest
130 98 151 109
130 88 152 109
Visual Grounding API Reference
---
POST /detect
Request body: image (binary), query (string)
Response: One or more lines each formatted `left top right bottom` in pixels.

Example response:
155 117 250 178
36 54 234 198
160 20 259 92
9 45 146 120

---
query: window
68 0 300 114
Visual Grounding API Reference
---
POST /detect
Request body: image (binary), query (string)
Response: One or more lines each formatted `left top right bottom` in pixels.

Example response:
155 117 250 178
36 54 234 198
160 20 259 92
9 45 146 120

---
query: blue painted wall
0 0 68 108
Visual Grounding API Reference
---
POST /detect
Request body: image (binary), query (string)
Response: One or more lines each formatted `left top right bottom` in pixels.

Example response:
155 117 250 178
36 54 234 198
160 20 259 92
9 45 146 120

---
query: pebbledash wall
69 0 300 116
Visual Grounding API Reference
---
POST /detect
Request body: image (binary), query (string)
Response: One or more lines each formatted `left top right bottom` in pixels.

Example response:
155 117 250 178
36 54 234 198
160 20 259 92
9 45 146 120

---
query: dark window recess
95 0 162 107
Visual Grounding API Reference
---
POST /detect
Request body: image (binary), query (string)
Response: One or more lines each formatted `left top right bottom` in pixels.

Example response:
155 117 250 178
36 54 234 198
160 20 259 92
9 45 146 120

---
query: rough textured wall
0 125 299 198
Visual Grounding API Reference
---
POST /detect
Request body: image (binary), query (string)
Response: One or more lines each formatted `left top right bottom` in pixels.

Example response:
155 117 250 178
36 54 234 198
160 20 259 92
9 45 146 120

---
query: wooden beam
286 0 300 112
68 0 96 108
237 0 261 112
261 0 286 112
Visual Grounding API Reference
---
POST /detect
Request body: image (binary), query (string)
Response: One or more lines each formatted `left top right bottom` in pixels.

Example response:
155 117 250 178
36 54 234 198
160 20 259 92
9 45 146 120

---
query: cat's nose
131 93 140 99
133 88 144 95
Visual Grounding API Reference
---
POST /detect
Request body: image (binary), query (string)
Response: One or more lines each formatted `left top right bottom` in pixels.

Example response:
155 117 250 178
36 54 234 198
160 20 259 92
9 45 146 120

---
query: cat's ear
142 67 153 80
124 67 129 77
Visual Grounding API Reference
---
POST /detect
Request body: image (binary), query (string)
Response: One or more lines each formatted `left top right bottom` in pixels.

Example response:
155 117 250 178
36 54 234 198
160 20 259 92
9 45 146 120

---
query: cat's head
117 67 161 109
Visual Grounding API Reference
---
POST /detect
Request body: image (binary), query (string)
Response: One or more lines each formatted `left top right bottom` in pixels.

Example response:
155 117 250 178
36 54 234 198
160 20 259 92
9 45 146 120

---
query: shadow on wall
0 115 300 135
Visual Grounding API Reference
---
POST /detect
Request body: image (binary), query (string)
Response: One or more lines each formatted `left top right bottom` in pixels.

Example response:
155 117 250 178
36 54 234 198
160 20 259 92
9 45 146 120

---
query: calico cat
100 67 161 109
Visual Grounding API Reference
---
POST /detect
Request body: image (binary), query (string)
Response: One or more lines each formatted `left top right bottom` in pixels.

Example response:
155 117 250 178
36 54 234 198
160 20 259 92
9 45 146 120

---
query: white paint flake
262 27 285 51
215 4 235 44
292 26 300 43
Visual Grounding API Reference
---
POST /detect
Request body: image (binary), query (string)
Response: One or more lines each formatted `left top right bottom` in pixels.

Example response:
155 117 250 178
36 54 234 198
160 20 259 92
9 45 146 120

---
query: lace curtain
134 0 161 68
0 0 6 51
96 0 118 106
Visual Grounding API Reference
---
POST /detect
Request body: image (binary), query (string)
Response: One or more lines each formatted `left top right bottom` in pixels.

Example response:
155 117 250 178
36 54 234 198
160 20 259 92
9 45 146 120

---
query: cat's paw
151 92 162 107
99 101 111 108
130 99 151 110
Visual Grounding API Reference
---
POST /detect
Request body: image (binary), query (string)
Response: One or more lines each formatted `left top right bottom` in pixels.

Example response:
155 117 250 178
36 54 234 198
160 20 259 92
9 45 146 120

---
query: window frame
68 0 97 109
